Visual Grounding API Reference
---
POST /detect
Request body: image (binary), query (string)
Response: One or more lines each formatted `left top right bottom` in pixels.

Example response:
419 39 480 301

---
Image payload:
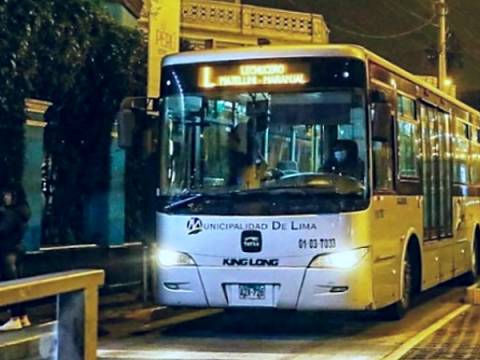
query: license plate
239 284 266 300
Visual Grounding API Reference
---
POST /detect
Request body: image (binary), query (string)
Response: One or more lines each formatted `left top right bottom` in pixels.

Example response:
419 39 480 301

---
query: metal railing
0 270 105 360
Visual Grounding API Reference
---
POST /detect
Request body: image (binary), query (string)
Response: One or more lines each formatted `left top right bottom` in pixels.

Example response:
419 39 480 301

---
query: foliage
0 0 38 187
0 0 146 244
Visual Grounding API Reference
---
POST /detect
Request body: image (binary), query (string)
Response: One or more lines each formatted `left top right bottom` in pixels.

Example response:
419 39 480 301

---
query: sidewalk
2 291 478 360
400 305 480 359
0 291 165 360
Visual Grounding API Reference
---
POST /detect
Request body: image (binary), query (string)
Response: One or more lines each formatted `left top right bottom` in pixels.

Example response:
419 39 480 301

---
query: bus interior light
309 248 368 269
156 248 196 267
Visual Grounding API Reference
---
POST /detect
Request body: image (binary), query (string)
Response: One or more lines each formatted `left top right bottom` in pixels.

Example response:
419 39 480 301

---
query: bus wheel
382 252 413 320
460 236 479 285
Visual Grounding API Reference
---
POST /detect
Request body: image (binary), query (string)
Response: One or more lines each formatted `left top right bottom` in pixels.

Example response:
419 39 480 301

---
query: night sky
245 0 480 107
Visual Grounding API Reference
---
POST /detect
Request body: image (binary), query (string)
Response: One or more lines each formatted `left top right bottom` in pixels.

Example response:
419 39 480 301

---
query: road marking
98 349 287 360
98 349 373 360
383 303 471 360
97 349 373 360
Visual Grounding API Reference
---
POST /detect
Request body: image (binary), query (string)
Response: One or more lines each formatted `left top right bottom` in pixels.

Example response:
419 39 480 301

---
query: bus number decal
298 238 336 249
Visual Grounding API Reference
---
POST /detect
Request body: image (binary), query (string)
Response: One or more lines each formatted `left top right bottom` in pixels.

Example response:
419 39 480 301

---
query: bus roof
162 45 367 66
162 44 479 118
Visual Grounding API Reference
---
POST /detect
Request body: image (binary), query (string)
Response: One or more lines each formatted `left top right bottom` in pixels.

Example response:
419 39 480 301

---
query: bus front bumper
155 262 373 311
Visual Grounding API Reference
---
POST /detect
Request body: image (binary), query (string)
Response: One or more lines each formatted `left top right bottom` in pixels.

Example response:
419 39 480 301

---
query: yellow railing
0 270 105 360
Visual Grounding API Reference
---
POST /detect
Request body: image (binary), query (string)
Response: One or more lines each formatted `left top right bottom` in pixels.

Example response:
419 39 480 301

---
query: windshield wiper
163 188 295 211
164 192 237 211
163 185 363 212
232 185 364 197
164 193 205 211
230 186 312 196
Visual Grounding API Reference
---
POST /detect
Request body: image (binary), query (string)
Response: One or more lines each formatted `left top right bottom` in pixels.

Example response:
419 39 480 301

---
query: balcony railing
140 0 329 46
182 0 329 44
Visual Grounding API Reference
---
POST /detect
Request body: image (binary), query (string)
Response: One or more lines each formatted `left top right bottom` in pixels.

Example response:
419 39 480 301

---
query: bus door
438 111 452 238
420 104 452 240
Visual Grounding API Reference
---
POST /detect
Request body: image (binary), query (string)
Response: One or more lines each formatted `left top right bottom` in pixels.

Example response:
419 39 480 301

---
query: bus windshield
159 59 368 214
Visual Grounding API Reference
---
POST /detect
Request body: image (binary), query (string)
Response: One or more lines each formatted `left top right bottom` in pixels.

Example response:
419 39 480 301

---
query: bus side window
373 141 394 191
397 95 419 179
471 127 480 184
453 119 471 184
371 89 394 192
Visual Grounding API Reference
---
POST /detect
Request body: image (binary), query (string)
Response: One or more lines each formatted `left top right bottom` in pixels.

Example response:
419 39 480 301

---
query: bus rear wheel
382 252 413 320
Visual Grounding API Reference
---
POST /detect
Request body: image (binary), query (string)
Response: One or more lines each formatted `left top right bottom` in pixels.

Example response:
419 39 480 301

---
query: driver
227 115 268 188
322 140 364 179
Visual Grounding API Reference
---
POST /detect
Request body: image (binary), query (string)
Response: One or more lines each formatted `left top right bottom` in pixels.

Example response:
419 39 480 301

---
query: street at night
0 283 472 359
97 286 467 360
3 0 480 359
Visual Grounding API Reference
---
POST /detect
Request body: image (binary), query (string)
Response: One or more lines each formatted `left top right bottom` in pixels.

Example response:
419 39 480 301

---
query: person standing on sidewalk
0 185 32 331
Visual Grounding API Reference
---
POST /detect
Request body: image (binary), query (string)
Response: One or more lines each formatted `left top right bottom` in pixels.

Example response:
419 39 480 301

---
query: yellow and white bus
147 45 480 319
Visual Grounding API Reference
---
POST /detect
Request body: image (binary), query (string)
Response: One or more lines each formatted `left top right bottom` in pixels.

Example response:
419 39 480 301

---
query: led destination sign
199 63 310 88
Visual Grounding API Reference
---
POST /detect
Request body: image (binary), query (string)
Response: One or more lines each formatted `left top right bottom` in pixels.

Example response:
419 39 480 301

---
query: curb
466 282 480 304
0 322 55 360
383 304 471 360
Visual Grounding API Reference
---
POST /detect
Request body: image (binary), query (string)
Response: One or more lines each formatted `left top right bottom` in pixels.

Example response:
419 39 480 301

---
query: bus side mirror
116 109 136 149
372 102 392 142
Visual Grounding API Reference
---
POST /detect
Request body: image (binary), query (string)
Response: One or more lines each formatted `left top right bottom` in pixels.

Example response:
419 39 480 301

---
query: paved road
98 284 466 360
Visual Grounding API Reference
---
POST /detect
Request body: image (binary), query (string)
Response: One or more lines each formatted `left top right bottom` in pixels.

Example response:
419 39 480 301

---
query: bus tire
460 233 479 285
382 251 413 320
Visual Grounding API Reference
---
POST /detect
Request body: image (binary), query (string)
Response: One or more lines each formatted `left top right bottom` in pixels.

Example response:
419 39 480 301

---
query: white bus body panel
155 213 374 310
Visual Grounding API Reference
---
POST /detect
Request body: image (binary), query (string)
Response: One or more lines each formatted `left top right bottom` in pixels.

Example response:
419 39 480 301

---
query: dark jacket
322 140 365 179
0 202 31 254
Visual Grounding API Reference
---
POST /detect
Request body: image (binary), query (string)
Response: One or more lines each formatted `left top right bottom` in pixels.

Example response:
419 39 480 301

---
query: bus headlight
156 248 196 266
309 248 368 269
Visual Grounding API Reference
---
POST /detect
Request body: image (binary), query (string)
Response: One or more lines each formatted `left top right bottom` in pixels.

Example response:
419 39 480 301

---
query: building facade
103 0 143 28
139 0 329 49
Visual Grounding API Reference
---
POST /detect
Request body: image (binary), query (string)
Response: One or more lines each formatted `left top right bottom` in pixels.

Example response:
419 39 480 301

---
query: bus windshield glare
159 58 368 215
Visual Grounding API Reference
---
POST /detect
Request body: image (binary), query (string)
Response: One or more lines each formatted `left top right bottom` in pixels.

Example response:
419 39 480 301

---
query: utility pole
436 0 448 91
